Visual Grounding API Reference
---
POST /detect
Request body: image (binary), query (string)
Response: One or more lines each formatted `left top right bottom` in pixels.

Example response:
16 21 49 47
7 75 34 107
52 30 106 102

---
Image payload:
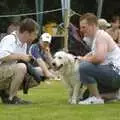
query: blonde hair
80 13 98 26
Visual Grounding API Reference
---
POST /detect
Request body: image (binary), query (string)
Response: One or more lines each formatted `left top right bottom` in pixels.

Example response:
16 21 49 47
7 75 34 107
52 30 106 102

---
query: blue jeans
79 61 120 93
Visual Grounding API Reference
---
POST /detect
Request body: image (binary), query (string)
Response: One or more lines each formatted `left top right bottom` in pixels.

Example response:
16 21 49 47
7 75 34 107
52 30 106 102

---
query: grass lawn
0 80 120 120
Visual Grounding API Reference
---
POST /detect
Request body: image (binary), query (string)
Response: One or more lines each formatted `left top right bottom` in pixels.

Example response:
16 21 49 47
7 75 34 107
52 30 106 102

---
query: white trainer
78 96 104 105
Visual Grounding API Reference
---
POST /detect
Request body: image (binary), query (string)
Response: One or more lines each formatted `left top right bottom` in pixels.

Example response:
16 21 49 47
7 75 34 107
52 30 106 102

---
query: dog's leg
78 85 87 100
68 87 73 104
70 83 81 104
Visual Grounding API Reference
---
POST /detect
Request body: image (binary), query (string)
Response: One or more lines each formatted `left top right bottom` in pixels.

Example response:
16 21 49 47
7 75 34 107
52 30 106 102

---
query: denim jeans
79 61 120 93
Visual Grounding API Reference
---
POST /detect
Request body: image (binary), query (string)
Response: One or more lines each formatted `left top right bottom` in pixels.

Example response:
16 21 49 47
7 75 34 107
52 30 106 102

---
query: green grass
0 81 120 120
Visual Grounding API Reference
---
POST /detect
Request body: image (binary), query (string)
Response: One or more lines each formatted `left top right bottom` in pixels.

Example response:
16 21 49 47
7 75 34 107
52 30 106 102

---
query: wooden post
97 0 104 18
35 0 44 34
62 0 71 52
64 9 70 52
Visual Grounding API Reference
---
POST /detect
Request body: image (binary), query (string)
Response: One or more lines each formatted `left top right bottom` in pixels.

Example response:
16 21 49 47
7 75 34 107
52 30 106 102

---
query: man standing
0 18 40 104
78 13 120 104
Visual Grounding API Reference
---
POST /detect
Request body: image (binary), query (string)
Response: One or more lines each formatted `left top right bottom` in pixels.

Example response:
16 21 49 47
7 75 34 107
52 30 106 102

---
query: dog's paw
70 99 77 104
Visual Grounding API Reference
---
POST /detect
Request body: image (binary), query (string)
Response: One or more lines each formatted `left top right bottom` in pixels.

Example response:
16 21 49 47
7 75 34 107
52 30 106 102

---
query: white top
0 31 27 63
92 30 120 74
83 37 93 48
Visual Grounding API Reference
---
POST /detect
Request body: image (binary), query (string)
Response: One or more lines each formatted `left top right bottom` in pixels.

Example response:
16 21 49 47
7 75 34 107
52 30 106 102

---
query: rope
71 10 81 17
0 8 81 18
0 8 65 18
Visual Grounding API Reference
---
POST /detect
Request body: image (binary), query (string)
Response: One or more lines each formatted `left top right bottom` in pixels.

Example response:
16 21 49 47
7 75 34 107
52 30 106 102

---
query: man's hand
18 54 32 62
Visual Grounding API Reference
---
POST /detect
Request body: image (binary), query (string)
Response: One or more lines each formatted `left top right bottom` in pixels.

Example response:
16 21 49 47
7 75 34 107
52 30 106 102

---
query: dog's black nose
52 62 56 67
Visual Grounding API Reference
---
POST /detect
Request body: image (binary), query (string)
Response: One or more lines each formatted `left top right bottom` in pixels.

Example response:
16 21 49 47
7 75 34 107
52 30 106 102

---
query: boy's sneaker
4 96 32 105
78 96 104 105
0 90 9 103
0 90 32 105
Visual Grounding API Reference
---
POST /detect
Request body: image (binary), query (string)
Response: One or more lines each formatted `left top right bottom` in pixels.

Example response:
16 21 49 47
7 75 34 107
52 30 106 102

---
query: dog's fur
52 51 86 104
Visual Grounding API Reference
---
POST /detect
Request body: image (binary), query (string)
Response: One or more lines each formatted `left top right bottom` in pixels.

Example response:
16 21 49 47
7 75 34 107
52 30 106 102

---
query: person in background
0 18 42 104
29 33 55 78
58 14 90 56
0 21 20 41
68 23 90 56
7 21 20 34
78 13 120 104
106 15 120 46
98 18 111 30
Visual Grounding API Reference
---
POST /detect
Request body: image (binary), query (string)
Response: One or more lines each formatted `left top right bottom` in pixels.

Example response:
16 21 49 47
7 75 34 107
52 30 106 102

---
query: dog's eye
58 56 62 59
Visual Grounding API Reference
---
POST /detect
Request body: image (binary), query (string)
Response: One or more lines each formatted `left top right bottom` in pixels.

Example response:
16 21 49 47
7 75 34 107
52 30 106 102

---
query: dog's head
52 51 75 70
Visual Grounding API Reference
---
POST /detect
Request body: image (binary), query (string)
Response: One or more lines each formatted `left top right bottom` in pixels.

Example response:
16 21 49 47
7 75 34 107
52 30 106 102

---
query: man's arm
0 53 31 62
117 30 120 47
0 35 31 63
80 35 108 64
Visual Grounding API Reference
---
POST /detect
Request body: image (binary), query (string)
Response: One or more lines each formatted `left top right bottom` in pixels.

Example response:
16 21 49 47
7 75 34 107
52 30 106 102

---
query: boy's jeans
79 61 120 93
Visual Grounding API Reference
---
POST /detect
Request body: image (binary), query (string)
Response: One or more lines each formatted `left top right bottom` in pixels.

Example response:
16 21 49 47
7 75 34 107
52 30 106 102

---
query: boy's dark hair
19 18 40 33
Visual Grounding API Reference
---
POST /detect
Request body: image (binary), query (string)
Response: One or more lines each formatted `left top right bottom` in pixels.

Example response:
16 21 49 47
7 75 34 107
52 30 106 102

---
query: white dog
52 51 86 104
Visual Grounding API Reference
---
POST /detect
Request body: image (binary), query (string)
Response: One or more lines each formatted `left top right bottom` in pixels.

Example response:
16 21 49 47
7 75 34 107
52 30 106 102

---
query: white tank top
92 30 120 74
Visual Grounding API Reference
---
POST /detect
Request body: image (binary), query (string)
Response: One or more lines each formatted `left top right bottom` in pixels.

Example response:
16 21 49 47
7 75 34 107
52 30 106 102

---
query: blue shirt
29 43 48 62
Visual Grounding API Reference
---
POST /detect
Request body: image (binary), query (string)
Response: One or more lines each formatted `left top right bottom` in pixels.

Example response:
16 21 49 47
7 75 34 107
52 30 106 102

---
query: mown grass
0 80 120 120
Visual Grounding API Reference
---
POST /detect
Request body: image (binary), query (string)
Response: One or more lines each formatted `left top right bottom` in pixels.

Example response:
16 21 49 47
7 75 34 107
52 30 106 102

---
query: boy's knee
79 61 93 73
